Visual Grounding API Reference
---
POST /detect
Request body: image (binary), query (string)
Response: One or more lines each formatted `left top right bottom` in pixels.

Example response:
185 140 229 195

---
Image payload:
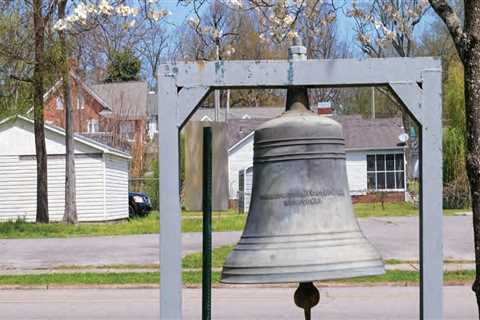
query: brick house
41 72 148 178
43 72 147 140
43 72 112 134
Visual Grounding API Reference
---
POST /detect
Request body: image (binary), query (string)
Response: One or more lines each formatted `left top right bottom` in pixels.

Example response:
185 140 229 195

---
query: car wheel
129 205 136 218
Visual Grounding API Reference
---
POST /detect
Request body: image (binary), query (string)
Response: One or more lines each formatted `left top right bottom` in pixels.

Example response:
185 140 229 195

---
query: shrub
443 127 470 209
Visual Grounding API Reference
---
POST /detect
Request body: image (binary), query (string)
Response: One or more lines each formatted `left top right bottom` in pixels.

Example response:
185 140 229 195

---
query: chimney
317 101 333 115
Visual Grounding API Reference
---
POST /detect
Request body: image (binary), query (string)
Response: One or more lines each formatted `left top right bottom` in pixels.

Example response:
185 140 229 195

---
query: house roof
92 81 148 120
27 72 113 115
227 119 269 149
340 115 405 150
0 116 131 159
226 111 405 152
192 107 284 121
70 73 112 112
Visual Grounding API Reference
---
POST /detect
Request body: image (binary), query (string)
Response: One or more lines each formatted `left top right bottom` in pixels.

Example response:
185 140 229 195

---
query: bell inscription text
260 189 345 207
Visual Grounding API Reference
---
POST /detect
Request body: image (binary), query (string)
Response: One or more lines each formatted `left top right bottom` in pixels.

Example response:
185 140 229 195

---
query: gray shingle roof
92 81 148 119
192 107 284 121
223 110 405 151
227 119 267 148
339 115 405 150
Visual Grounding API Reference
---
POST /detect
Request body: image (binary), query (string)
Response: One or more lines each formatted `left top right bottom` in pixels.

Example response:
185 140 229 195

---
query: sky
157 0 440 58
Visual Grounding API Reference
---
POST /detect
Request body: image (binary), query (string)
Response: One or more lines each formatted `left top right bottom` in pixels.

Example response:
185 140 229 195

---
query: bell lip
220 265 385 284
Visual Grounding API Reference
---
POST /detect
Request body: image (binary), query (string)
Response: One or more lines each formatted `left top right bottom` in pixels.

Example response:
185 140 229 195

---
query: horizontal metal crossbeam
160 57 440 89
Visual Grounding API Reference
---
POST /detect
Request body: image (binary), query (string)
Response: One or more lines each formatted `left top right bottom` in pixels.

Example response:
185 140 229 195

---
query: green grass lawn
0 212 160 239
0 202 469 239
354 202 418 217
354 202 467 217
0 271 219 286
183 245 234 269
0 270 472 286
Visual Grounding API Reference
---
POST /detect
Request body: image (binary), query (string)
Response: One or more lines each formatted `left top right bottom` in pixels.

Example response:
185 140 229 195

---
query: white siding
0 120 96 156
75 155 107 221
0 154 106 222
346 151 368 195
105 154 129 220
48 155 106 222
228 135 254 199
0 156 35 221
0 117 130 222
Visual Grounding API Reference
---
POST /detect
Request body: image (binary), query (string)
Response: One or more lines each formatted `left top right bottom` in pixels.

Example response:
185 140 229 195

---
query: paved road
0 286 476 319
0 216 474 272
0 232 240 271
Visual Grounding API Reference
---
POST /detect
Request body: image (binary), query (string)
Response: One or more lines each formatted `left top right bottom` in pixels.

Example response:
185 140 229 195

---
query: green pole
202 127 212 320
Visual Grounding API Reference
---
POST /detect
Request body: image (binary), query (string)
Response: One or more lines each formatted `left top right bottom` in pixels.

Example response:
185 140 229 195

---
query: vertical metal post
202 127 213 320
158 70 182 319
419 69 443 320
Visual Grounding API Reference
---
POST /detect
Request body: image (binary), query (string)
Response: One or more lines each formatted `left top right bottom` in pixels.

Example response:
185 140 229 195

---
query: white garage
0 116 131 222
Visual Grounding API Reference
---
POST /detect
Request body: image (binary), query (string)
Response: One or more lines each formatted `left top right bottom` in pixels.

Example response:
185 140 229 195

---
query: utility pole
214 40 220 122
371 87 376 119
225 89 230 122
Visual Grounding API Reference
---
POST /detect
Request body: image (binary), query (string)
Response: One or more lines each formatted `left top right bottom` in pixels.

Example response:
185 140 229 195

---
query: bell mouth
220 232 385 284
221 264 385 284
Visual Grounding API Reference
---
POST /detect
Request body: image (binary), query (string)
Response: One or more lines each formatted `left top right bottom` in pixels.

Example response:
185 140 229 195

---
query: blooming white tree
178 0 346 109
54 0 170 31
347 0 430 57
244 0 346 105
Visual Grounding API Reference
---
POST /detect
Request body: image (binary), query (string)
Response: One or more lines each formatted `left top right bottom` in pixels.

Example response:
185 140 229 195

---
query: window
56 97 64 110
77 93 84 110
367 153 405 191
87 119 99 133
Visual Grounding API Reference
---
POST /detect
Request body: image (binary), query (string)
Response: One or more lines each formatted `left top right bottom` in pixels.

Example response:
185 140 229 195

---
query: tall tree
57 0 77 224
104 49 141 82
429 0 480 315
0 1 63 223
33 0 49 223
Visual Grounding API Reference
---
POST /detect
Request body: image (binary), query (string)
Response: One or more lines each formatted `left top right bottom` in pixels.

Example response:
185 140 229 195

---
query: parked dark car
129 192 152 217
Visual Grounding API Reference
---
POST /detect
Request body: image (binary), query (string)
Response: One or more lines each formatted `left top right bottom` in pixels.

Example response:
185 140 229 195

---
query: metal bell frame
158 43 442 319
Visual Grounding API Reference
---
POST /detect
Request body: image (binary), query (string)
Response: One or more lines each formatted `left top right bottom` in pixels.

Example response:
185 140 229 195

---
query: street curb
0 281 471 290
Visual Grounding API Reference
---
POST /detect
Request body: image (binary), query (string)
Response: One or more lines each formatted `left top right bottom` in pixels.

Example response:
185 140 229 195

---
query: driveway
0 216 473 273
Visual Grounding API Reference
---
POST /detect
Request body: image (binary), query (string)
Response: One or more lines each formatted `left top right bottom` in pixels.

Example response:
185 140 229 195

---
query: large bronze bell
221 87 384 318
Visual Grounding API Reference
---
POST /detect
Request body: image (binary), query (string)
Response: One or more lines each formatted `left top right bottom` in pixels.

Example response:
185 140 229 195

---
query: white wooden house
224 111 407 211
0 116 131 222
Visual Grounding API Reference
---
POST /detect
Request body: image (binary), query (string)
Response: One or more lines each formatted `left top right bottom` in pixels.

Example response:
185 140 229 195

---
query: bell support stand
158 40 442 319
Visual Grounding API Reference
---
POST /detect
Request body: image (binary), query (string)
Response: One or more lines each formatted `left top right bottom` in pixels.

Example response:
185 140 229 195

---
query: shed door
238 170 245 213
238 166 253 214
244 167 253 213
